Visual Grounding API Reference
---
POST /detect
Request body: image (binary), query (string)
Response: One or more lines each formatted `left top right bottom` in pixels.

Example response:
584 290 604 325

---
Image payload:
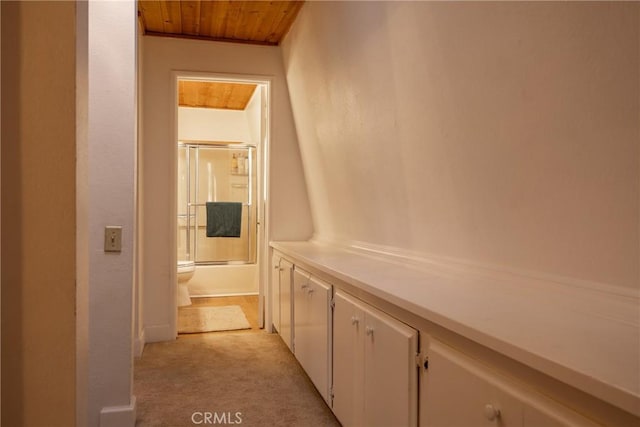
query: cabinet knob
365 326 374 336
301 283 309 289
484 404 500 421
351 316 359 325
307 288 314 295
274 265 279 270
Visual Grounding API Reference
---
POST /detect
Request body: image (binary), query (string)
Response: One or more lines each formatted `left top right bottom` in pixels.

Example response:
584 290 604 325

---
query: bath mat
178 305 251 334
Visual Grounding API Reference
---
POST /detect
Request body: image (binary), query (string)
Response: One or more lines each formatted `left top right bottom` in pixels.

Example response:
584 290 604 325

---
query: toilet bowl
177 260 195 306
178 260 195 282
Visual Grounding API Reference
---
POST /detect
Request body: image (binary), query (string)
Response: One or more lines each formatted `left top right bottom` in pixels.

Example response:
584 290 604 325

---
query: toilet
177 260 195 306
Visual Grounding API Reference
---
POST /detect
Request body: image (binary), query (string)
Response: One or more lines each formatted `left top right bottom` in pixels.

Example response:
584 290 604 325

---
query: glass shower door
182 143 257 265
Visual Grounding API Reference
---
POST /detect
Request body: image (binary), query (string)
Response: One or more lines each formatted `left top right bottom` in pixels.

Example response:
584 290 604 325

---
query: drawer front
422 340 524 427
421 340 601 427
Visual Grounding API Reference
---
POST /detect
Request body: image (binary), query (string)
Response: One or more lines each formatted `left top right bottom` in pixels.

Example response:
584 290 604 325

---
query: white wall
178 107 250 142
282 1 640 291
245 87 262 146
142 36 312 342
77 1 137 425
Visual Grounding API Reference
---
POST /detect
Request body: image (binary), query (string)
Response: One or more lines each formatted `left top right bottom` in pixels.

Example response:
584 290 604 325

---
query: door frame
170 71 272 333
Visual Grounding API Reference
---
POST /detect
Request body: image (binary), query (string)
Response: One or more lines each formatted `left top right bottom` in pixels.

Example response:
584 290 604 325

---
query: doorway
173 73 270 333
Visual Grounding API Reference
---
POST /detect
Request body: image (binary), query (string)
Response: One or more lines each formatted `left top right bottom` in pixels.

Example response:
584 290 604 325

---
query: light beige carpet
134 331 340 427
178 305 251 333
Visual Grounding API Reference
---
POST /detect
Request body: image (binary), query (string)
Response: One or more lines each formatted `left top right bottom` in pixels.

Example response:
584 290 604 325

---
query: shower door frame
179 141 258 266
172 71 272 332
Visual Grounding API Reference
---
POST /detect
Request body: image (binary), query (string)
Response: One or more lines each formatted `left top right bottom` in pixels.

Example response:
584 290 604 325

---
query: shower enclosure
178 142 258 266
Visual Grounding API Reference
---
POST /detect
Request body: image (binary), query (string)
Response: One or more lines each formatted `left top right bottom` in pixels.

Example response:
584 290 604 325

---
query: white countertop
271 240 640 417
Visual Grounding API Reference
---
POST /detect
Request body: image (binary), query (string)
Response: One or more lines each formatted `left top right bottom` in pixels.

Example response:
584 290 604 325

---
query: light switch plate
104 226 122 252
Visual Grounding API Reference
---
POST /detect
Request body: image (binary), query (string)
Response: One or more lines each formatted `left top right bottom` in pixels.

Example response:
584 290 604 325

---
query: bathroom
138 34 310 346
175 77 267 332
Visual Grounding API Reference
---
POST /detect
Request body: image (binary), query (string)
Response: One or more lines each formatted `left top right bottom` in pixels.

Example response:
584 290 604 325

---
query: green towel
206 202 242 238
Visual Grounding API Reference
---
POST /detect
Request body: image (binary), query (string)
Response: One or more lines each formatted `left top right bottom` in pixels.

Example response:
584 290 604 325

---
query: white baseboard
100 396 136 427
144 324 174 343
190 291 259 298
134 330 145 358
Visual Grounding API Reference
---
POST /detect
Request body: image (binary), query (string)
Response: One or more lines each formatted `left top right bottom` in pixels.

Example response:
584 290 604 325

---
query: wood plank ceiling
179 81 257 110
138 0 304 46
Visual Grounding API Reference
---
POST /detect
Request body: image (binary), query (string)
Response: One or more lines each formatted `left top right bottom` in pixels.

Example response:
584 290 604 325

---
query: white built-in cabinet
421 340 601 427
293 267 332 404
278 258 294 351
271 249 613 427
333 290 418 427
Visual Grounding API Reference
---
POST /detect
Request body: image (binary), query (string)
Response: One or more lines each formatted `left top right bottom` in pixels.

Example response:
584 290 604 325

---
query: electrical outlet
104 226 122 252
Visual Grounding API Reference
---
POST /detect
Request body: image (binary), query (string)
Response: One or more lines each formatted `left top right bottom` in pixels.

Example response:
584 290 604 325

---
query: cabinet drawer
421 340 600 427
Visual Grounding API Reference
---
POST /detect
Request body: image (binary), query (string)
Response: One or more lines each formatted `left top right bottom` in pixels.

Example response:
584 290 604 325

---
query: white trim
144 324 173 344
171 71 273 337
311 235 640 301
170 73 179 339
133 330 145 358
99 397 136 427
173 71 273 86
258 83 271 330
191 292 259 299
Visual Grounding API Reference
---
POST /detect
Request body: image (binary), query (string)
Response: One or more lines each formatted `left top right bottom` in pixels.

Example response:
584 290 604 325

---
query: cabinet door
296 275 332 403
333 290 365 427
363 304 418 427
271 253 281 332
422 340 523 427
293 267 310 355
279 259 294 351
